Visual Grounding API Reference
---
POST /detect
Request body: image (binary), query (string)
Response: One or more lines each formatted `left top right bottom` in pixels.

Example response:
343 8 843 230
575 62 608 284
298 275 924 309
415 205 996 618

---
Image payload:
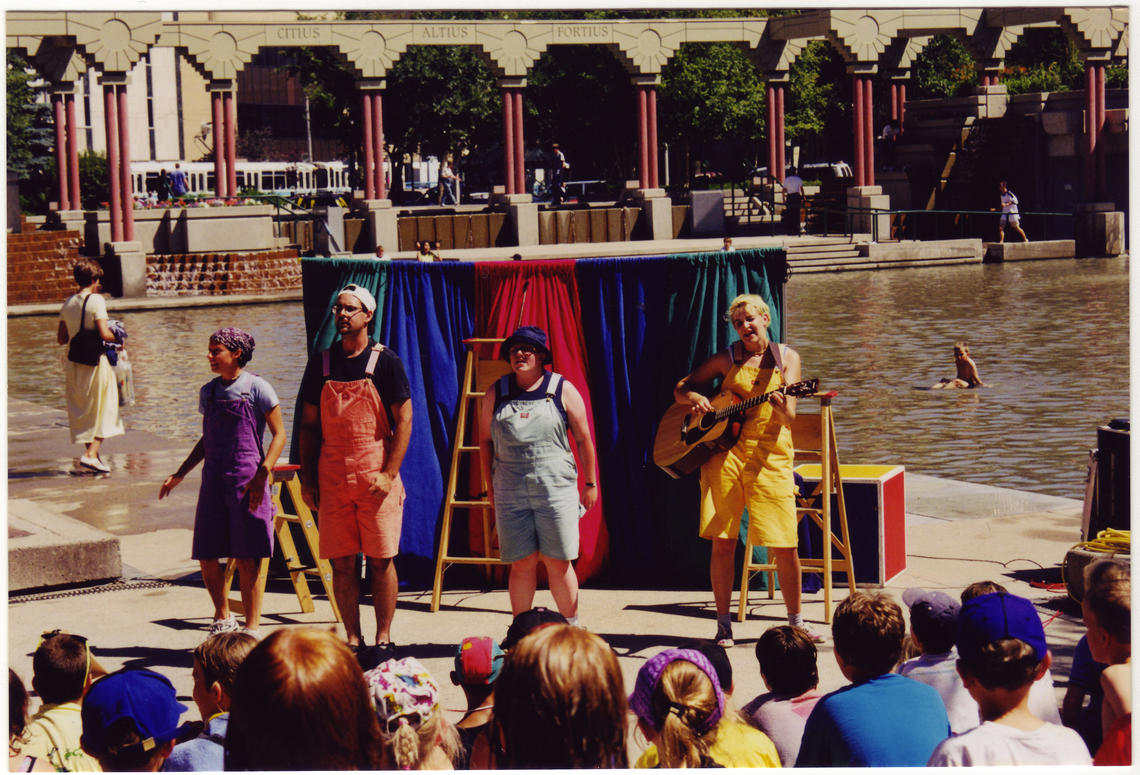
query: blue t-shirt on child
796 673 950 767
199 372 279 442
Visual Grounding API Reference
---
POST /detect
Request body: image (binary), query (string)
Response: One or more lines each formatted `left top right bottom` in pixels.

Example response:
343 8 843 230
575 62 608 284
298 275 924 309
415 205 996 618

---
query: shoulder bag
67 294 105 366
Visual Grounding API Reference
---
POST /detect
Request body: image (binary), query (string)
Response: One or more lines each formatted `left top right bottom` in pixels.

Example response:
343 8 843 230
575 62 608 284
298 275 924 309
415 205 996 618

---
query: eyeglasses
510 345 538 356
332 304 364 316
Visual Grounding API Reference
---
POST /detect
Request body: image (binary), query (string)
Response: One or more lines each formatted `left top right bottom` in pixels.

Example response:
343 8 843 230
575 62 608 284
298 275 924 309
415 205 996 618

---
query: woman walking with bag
57 260 123 473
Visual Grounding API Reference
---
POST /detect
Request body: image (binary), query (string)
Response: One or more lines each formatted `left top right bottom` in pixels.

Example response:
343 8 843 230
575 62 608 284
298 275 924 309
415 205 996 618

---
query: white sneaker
79 456 110 473
240 628 262 640
796 621 826 643
715 621 735 648
207 615 240 637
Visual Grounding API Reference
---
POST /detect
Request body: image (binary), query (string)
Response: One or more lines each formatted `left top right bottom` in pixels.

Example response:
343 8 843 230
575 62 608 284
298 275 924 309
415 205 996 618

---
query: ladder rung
442 556 508 566
457 445 480 452
450 499 491 508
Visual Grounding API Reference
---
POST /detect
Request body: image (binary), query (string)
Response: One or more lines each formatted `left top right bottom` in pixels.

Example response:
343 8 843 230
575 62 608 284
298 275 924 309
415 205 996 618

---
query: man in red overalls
299 284 412 669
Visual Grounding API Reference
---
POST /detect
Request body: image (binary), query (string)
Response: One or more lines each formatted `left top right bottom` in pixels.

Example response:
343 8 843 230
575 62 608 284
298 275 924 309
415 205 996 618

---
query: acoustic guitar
652 379 819 479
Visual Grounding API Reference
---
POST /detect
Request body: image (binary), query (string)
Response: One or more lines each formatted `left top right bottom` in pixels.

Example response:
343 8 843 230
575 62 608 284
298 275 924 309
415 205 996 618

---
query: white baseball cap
337 284 376 313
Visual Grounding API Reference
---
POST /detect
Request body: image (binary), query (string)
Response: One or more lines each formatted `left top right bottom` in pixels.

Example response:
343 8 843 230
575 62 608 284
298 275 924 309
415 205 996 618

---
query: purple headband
210 327 255 366
628 648 725 735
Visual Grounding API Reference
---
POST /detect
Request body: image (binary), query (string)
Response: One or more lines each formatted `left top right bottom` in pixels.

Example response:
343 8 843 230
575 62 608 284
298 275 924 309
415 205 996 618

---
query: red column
512 90 525 195
53 94 69 211
212 91 224 198
502 89 515 195
647 86 659 188
775 85 785 182
890 83 898 123
224 90 237 198
767 83 777 180
104 85 122 242
66 93 81 208
362 91 375 200
852 75 865 187
898 82 906 134
117 85 134 241
863 76 875 187
1095 64 1106 201
637 86 648 188
372 93 385 199
1085 64 1097 199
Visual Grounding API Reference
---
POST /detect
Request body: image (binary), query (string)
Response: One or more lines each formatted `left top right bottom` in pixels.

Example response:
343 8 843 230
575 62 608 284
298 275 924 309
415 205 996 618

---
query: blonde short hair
725 294 770 321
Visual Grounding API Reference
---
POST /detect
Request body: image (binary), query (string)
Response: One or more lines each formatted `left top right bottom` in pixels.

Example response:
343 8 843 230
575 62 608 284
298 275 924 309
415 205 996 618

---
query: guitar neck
713 389 777 421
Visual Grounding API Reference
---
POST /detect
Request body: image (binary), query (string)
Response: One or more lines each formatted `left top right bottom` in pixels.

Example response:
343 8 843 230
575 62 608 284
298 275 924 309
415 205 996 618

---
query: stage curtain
473 260 609 583
575 248 786 584
377 262 475 585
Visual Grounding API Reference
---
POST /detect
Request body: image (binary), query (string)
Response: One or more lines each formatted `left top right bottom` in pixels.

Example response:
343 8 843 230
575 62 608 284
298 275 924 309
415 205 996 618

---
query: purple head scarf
210 327 255 366
628 648 725 735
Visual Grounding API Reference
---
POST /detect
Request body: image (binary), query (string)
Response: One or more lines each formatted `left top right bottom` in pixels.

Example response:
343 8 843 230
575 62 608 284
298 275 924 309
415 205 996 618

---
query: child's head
691 640 733 696
629 649 725 769
956 592 1049 691
501 606 567 651
32 630 96 704
208 327 256 367
80 669 189 772
365 657 460 770
1084 558 1130 590
494 624 627 768
10 669 31 743
1082 578 1130 664
755 625 819 697
191 631 257 719
953 341 969 358
960 580 1008 603
902 588 961 655
451 636 505 687
832 592 906 681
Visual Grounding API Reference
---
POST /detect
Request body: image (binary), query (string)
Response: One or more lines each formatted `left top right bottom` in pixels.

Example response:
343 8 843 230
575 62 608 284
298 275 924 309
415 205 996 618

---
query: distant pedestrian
439 159 457 206
549 143 568 206
374 244 387 260
155 169 172 202
783 168 804 235
58 260 124 473
722 236 735 252
169 163 189 197
991 181 1028 243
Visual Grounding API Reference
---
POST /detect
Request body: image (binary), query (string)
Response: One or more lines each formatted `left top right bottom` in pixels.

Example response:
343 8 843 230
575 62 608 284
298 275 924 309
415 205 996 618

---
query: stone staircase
784 236 866 273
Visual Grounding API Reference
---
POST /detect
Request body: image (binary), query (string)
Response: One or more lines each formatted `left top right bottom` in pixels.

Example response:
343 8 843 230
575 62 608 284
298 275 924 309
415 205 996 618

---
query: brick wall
146 249 302 296
7 223 84 306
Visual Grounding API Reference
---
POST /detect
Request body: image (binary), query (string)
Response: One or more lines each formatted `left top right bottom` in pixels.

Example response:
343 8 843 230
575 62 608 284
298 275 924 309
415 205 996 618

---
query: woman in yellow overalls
674 294 820 646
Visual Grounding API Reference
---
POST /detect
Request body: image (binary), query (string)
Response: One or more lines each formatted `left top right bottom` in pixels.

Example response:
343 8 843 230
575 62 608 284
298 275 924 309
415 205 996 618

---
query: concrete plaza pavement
7 390 1092 757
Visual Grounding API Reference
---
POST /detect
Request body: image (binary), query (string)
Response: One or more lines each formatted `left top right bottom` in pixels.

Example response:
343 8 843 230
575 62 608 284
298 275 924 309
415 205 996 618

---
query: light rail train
130 160 351 197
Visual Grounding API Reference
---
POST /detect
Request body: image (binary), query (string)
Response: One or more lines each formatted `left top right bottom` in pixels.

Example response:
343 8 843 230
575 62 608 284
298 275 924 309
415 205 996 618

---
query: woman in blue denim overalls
478 326 597 626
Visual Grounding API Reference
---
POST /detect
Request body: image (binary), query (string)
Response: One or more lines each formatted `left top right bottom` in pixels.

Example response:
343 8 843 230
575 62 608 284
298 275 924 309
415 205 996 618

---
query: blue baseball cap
80 669 189 757
957 592 1048 663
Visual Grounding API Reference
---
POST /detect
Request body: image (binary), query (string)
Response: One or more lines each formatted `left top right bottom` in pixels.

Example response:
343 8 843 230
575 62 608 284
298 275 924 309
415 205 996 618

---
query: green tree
912 34 977 99
7 51 55 212
660 42 766 188
785 41 849 166
78 150 109 211
1003 27 1084 94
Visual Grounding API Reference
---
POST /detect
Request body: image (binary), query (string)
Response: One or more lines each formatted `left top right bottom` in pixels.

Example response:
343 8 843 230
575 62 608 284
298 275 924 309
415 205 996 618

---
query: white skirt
65 356 125 444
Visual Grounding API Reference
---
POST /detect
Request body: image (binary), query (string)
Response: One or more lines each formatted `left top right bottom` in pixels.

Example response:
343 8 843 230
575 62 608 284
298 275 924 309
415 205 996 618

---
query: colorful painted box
795 464 906 586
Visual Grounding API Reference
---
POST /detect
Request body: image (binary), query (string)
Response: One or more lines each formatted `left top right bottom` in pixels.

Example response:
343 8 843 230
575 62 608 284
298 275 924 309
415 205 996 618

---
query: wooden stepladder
737 392 856 624
430 338 513 612
224 464 341 622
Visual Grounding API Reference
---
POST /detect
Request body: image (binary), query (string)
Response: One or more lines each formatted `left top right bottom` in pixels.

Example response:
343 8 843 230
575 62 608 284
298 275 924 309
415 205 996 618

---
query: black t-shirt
300 340 411 427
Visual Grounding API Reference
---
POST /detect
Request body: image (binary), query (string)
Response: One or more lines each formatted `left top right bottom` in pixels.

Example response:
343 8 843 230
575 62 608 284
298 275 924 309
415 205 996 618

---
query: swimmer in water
931 341 986 389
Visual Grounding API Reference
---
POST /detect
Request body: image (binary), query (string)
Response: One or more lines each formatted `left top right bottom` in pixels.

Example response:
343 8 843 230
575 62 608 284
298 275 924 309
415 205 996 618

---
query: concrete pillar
647 86 659 188
223 90 237 197
117 85 135 241
512 90 525 195
211 88 225 197
361 199 398 254
106 241 146 297
502 87 515 195
66 92 81 208
775 84 786 181
852 75 865 187
510 201 539 246
102 81 122 244
53 93 69 211
362 90 375 200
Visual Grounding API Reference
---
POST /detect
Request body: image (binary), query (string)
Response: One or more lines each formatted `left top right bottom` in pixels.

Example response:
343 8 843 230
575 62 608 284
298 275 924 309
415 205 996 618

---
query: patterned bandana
209 327 255 366
364 657 440 735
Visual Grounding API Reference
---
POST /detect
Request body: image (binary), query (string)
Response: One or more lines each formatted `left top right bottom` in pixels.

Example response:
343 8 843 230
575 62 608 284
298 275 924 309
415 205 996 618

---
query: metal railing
817 206 1077 243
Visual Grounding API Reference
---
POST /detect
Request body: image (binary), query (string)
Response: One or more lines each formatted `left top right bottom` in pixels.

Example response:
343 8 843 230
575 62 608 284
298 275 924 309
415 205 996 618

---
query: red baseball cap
453 637 505 685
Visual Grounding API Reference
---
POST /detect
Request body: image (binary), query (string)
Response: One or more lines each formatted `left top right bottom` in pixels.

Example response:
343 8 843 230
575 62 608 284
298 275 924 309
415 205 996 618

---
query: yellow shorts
699 440 797 548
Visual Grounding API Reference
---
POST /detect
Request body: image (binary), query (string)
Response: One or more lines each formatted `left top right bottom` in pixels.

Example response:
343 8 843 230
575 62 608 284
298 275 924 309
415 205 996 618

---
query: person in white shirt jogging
992 181 1028 243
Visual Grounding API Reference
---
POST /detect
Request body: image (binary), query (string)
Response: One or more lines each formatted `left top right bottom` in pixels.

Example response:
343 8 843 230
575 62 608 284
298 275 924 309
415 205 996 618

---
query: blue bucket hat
500 326 552 362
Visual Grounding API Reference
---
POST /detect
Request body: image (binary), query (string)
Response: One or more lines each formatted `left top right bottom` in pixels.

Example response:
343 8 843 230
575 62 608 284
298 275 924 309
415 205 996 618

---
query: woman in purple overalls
159 328 287 638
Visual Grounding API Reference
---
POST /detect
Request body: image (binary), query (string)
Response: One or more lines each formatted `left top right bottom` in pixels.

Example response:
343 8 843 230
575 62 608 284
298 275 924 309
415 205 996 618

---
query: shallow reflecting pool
8 255 1128 500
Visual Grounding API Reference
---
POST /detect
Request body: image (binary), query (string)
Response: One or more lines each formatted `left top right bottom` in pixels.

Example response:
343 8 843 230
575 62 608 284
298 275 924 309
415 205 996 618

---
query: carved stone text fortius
555 23 610 39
